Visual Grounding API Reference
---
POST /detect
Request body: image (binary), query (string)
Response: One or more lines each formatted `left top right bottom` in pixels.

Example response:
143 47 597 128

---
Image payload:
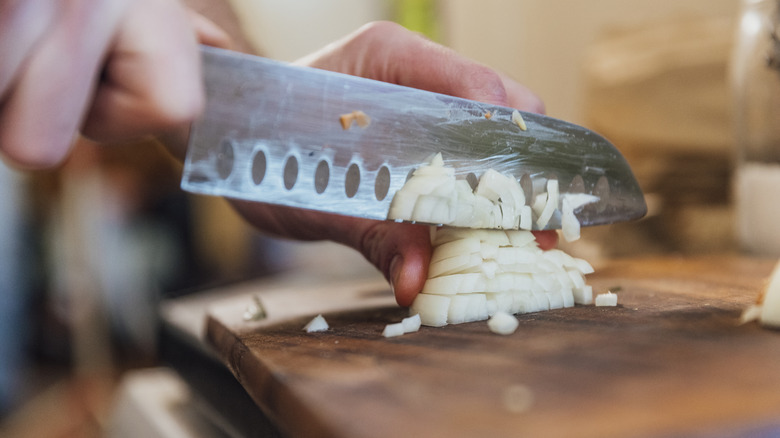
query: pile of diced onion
409 226 594 327
388 153 598 242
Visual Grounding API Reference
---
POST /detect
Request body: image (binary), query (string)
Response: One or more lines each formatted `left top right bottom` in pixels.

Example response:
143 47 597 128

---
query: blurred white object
732 0 780 255
108 368 232 438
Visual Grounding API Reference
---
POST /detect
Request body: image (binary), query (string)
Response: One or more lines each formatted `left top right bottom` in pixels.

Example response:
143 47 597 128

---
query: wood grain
206 255 780 438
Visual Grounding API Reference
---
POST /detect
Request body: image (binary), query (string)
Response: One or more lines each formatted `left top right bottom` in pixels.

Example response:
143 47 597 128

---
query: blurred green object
395 0 440 41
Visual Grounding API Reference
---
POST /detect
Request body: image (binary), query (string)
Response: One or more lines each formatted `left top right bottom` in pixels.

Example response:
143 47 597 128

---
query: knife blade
181 46 646 230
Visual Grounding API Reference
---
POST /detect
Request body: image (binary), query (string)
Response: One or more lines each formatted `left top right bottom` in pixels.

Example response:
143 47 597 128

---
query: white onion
742 260 780 328
304 314 329 332
595 291 618 307
488 311 520 335
382 322 405 338
401 314 422 333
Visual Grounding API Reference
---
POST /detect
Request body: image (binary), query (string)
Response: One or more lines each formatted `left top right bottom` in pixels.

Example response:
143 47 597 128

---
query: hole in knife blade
375 165 390 201
466 172 478 191
217 140 234 180
315 160 329 194
519 173 533 205
283 155 298 190
568 174 585 193
593 175 610 212
345 163 360 198
251 150 267 185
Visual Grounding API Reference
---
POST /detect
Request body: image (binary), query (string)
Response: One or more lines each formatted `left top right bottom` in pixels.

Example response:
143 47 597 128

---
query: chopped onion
511 110 528 131
304 314 329 332
410 294 450 327
411 227 595 326
401 314 422 333
382 322 405 338
388 153 598 328
595 291 618 307
536 179 559 229
487 311 519 335
741 260 780 327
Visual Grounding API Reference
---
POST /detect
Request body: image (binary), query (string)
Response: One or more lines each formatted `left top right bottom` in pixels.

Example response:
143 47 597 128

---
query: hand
231 22 555 307
0 0 229 169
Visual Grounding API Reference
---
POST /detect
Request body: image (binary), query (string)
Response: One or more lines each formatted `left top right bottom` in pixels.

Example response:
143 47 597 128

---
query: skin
0 5 555 306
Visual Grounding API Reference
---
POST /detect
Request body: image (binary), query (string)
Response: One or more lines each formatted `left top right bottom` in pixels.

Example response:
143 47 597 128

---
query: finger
230 201 431 307
81 0 203 146
0 0 57 99
498 72 546 115
188 10 233 50
532 230 558 250
300 21 512 107
0 0 128 168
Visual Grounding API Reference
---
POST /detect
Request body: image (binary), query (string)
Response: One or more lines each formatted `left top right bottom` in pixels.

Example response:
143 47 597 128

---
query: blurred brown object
185 0 258 55
580 14 738 256
0 376 114 438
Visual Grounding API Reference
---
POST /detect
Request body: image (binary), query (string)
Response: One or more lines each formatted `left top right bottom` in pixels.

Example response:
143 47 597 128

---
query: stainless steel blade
181 46 646 230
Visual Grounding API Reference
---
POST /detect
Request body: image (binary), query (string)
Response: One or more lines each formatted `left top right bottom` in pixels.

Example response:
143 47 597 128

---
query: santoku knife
181 46 646 230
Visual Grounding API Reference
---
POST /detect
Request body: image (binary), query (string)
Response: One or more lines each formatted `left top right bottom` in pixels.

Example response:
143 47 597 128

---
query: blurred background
1 0 773 436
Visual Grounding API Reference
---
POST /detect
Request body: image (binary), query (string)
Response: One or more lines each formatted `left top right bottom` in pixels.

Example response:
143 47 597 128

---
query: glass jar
731 0 780 255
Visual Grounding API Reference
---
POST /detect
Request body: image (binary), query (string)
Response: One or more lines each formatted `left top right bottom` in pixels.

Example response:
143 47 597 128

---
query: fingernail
389 254 403 293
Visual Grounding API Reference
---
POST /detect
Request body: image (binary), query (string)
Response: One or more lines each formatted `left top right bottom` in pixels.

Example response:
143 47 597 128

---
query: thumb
229 201 431 307
350 221 431 307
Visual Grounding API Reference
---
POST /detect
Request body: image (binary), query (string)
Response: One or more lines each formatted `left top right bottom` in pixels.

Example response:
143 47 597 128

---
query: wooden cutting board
205 255 780 438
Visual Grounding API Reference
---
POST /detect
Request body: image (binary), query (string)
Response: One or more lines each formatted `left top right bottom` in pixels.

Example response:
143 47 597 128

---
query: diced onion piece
402 314 422 333
545 288 565 310
532 288 550 311
742 260 780 327
465 294 489 322
505 230 536 247
561 193 600 210
561 288 575 308
559 194 599 242
431 237 482 263
511 110 528 131
595 291 618 307
573 285 593 305
532 192 547 217
412 194 454 225
573 258 595 275
740 304 762 325
422 273 485 295
488 311 519 335
519 205 533 230
447 295 470 324
536 179 559 229
561 197 581 242
382 322 405 338
410 294 450 327
400 175 452 196
387 191 418 221
475 169 507 202
566 269 587 290
428 152 445 167
304 314 329 332
429 253 482 278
